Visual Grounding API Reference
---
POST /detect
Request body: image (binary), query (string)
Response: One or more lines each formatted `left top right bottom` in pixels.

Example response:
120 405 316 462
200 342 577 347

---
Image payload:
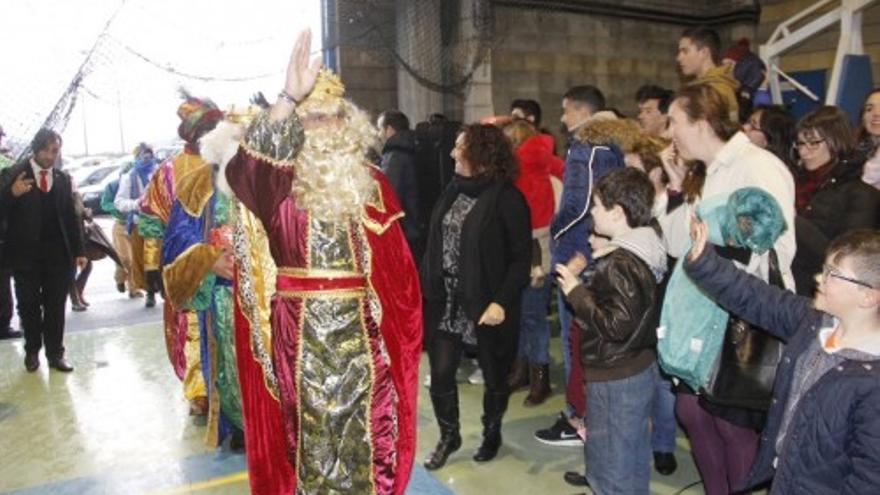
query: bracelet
278 90 298 105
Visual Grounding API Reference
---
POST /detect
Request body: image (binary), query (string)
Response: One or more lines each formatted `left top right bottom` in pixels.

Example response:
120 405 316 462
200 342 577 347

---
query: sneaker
467 367 484 385
145 292 156 308
424 374 431 388
534 412 583 446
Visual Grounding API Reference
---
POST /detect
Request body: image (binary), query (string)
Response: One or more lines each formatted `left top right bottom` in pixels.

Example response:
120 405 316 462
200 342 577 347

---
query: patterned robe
140 152 208 400
227 113 422 495
161 162 243 445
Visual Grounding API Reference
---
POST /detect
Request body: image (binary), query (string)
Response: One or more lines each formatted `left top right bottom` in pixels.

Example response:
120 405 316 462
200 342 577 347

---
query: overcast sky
0 0 322 157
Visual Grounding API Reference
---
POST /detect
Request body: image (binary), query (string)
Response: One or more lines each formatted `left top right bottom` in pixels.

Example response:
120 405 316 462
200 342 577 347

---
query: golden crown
302 68 346 106
224 104 263 125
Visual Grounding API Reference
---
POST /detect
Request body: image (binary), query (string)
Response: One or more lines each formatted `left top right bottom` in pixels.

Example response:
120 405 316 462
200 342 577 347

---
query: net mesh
0 0 319 159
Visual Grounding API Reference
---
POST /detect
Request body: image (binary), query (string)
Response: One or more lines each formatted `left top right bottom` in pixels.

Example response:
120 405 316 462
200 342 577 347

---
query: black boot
473 392 509 462
424 392 461 470
523 363 551 407
506 358 529 390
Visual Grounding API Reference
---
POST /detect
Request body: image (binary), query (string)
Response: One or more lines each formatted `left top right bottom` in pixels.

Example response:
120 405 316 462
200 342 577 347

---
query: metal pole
82 96 89 156
117 89 125 154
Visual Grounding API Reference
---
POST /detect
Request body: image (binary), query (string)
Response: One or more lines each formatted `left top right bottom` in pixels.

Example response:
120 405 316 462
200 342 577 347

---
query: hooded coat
550 118 638 265
514 133 563 231
692 64 741 123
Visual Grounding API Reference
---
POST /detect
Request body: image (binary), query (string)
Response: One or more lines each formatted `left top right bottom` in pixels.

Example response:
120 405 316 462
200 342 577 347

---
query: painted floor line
145 471 249 495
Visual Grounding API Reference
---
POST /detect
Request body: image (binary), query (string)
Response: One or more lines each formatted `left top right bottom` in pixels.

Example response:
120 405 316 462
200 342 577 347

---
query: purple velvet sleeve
225 148 294 227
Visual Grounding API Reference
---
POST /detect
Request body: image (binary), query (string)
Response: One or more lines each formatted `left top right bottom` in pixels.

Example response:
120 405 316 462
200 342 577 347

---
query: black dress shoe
563 471 589 487
229 430 246 452
48 357 74 372
0 327 22 340
653 451 678 475
24 353 40 372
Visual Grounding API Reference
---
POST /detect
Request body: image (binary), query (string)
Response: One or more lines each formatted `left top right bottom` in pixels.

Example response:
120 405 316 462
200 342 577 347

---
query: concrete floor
0 327 706 495
0 222 707 494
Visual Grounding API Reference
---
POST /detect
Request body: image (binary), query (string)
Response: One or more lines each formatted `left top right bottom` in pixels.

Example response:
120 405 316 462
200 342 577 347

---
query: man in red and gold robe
224 31 422 495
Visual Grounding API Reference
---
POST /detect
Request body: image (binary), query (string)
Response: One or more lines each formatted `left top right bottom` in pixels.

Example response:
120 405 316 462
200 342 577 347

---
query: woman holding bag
659 83 796 495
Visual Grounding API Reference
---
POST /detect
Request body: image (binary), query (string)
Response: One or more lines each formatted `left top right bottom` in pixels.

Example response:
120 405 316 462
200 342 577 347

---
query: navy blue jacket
550 140 622 265
685 247 880 494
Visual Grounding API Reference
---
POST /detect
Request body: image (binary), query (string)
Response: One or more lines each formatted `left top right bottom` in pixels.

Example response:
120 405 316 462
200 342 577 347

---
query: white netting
0 0 321 158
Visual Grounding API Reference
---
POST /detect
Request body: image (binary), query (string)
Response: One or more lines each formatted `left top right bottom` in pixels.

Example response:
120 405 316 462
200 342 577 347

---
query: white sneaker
468 367 484 385
424 374 431 388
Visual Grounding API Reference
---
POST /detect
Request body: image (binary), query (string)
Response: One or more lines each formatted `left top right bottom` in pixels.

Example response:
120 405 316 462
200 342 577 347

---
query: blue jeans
556 288 575 417
584 362 657 495
651 372 678 453
517 276 551 365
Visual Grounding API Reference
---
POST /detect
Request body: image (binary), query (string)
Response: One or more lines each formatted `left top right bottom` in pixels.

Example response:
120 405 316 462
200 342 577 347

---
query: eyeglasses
796 138 826 149
821 264 875 289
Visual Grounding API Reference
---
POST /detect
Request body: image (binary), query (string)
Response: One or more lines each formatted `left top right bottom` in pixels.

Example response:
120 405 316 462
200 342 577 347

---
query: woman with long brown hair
421 123 531 470
661 83 795 495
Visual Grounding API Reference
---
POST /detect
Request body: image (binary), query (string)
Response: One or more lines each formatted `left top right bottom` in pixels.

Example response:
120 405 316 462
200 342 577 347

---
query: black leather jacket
567 248 659 381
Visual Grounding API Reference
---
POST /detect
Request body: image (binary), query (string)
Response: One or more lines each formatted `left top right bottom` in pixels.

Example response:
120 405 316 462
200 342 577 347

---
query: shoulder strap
768 249 784 289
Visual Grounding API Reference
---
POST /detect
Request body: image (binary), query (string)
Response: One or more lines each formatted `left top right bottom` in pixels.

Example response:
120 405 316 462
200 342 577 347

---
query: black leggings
428 326 517 398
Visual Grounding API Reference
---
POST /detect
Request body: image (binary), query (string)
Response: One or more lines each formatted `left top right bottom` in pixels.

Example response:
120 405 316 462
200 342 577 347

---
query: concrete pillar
460 0 495 123
395 0 445 123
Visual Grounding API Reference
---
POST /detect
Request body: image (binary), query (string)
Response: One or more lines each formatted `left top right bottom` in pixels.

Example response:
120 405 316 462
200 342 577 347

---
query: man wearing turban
140 94 223 417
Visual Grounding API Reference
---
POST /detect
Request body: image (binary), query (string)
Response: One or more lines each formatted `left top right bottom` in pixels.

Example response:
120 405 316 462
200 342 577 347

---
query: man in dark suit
0 128 86 372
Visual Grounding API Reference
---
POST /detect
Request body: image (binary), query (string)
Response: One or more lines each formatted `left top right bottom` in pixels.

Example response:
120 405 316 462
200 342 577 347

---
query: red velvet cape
234 168 422 495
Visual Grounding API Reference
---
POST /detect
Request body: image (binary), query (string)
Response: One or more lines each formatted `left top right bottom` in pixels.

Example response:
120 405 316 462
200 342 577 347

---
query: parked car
65 155 115 176
76 163 118 189
79 158 133 215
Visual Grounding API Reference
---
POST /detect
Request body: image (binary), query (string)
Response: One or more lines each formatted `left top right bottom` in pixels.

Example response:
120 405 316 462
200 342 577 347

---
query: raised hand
284 29 322 103
687 214 709 262
660 144 687 192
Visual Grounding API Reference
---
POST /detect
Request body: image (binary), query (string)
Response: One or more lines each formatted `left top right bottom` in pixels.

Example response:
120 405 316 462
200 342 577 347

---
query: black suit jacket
0 160 84 269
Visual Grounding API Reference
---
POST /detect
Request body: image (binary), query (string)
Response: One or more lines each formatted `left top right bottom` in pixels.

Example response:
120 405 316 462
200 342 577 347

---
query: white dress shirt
30 158 54 192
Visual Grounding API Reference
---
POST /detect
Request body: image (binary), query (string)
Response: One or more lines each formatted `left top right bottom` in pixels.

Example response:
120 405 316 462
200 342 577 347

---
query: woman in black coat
420 123 531 470
792 106 880 296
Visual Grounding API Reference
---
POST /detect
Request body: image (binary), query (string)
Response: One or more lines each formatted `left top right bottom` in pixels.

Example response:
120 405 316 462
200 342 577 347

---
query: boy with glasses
685 226 880 493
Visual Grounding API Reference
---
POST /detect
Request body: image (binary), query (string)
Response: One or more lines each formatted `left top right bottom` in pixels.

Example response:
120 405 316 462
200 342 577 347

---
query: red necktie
39 170 48 193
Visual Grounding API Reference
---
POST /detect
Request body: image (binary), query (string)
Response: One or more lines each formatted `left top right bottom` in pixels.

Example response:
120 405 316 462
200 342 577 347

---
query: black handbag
701 249 785 411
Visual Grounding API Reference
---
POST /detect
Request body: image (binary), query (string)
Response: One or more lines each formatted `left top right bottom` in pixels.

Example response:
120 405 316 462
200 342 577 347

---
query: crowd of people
1 24 879 495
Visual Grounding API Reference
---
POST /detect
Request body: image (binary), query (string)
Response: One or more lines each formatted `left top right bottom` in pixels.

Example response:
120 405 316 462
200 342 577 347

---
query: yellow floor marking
145 471 249 495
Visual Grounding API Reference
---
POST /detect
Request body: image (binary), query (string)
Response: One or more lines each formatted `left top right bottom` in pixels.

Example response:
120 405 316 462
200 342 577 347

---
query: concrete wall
757 0 880 87
490 6 755 129
331 0 398 118
328 0 764 125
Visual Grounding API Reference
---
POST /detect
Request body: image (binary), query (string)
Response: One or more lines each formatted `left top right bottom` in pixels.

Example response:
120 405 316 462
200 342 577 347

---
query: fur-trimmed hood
573 117 642 153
